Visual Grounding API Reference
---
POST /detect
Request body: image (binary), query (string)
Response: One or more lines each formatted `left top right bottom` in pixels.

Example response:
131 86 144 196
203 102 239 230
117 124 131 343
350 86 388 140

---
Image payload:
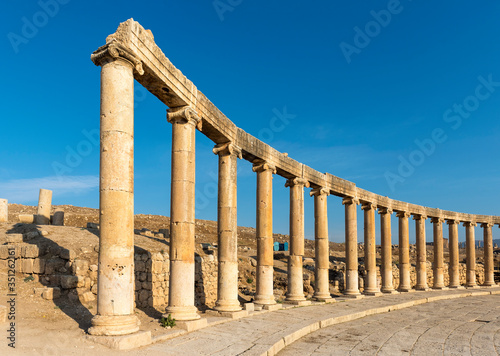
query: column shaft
447 220 460 288
35 189 52 225
414 215 428 290
285 178 309 302
213 143 242 311
362 203 379 294
0 199 7 223
379 208 395 293
464 222 477 287
312 188 331 300
165 106 201 320
397 212 411 292
431 217 445 289
482 223 495 286
343 197 360 295
253 161 276 305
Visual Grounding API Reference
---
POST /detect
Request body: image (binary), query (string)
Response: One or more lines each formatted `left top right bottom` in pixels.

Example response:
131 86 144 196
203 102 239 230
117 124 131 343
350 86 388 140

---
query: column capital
446 219 460 225
431 217 444 224
213 142 242 159
463 221 477 227
285 177 310 188
91 39 144 75
377 207 393 215
167 106 202 130
361 202 377 211
480 222 493 228
342 197 359 206
310 187 330 197
396 211 410 218
252 160 276 174
412 214 427 221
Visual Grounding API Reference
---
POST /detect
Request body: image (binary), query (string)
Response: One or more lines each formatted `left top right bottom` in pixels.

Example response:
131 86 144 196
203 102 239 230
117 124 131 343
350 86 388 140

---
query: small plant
160 249 165 254
246 278 253 284
24 275 34 282
160 314 176 328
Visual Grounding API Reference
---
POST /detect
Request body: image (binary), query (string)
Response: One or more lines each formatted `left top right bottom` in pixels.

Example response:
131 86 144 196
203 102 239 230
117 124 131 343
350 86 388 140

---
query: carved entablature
463 221 477 227
377 207 393 215
413 214 427 221
252 160 276 174
342 197 359 206
310 187 330 197
396 211 411 218
446 219 460 225
430 217 445 224
91 39 144 75
167 106 202 130
361 202 377 211
284 177 310 189
213 142 242 158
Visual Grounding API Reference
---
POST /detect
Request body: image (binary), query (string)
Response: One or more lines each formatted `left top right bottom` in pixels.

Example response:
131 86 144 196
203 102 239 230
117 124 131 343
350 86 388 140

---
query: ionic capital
377 207 393 215
310 187 330 197
213 142 242 159
91 39 144 75
396 211 410 218
446 219 460 225
167 106 202 130
463 221 477 227
285 177 310 189
431 217 445 224
342 197 359 206
361 202 377 211
412 214 427 221
252 160 276 174
480 222 493 228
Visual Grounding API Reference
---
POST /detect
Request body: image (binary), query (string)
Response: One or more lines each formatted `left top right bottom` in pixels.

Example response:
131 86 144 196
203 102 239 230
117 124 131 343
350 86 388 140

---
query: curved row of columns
89 48 497 335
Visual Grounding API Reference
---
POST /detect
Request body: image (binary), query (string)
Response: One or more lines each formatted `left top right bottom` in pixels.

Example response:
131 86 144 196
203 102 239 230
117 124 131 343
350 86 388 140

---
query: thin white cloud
0 175 98 203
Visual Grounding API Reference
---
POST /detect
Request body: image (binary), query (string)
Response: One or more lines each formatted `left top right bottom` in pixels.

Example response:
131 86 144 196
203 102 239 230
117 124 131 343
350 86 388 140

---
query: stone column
447 220 461 288
35 189 52 225
165 106 202 321
464 222 477 288
285 177 309 303
397 212 412 292
253 160 276 305
343 197 361 296
311 187 332 301
213 142 242 312
0 199 7 223
378 208 395 293
431 217 446 289
481 223 495 286
362 202 380 295
413 214 429 290
89 41 143 336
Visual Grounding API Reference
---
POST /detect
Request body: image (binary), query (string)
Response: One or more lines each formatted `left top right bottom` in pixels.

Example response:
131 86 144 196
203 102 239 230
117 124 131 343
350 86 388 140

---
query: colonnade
89 33 497 337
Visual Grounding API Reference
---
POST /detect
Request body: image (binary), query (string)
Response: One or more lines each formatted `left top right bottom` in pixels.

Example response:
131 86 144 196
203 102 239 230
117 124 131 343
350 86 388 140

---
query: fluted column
311 187 332 301
464 221 477 288
362 202 380 295
447 220 461 288
165 106 202 321
213 143 242 312
343 197 361 296
253 160 276 305
285 177 309 302
431 217 446 289
413 214 429 290
482 223 495 286
378 208 395 293
397 211 412 292
89 41 143 335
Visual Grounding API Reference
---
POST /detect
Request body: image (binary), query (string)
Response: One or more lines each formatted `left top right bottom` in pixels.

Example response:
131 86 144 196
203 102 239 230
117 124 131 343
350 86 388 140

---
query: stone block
0 246 9 259
176 318 208 332
89 264 98 272
87 222 99 229
60 248 76 261
22 245 39 258
52 210 64 226
33 259 45 274
23 231 40 241
76 275 86 288
6 234 23 244
263 304 283 311
135 261 146 272
22 259 34 274
72 259 89 275
42 287 61 300
60 275 78 289
86 331 152 350
80 291 95 303
243 303 255 312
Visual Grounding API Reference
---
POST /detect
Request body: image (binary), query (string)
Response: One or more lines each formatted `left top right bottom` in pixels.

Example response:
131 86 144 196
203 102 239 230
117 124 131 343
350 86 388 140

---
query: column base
465 284 480 289
284 294 306 302
415 285 430 291
398 288 415 293
482 282 497 287
213 300 242 312
381 288 398 294
253 294 276 306
432 286 449 290
164 305 200 321
88 314 140 336
448 285 465 289
364 291 383 296
313 293 333 301
342 292 364 299
313 297 336 303
283 300 312 306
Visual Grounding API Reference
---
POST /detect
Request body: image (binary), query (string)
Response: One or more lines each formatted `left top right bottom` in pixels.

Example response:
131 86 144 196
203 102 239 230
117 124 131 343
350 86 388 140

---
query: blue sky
1 1 499 244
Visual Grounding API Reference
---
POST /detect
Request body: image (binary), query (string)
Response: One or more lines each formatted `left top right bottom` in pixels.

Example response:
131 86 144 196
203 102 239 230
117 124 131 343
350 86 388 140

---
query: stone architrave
464 221 478 288
0 199 7 223
88 40 143 336
285 177 309 302
397 211 412 292
361 202 380 295
378 207 395 293
35 189 52 225
431 217 446 289
447 220 461 288
343 197 360 296
213 142 242 312
253 160 276 306
413 214 429 290
481 223 495 286
311 187 332 301
164 106 202 321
